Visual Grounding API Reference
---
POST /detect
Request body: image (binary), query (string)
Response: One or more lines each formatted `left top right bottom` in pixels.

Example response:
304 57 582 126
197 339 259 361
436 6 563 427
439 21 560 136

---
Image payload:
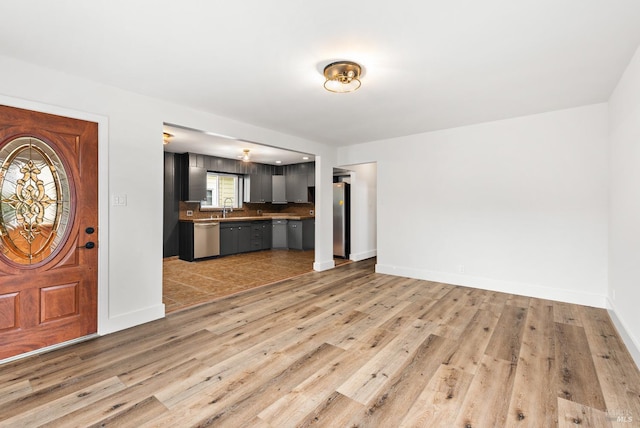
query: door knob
85 227 95 234
79 241 95 249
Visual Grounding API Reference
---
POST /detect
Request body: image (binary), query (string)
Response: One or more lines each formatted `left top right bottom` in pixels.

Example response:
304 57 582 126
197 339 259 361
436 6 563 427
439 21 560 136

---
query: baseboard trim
98 304 165 335
350 249 377 262
606 298 640 370
314 259 335 272
375 264 607 308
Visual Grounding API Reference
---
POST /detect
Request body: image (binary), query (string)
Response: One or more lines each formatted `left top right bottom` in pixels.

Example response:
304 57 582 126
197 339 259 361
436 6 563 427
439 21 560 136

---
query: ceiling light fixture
241 149 251 162
163 132 173 145
323 61 362 93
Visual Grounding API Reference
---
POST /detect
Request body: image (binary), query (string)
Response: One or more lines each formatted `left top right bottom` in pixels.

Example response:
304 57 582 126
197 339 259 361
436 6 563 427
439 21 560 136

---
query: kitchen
162 125 343 312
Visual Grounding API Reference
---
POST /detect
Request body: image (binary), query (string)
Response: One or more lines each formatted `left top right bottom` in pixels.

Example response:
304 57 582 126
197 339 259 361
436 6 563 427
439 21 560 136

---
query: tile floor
163 250 350 313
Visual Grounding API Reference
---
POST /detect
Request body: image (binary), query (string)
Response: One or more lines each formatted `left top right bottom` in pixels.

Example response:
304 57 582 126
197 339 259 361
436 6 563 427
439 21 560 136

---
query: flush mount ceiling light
163 132 173 145
239 149 250 162
323 61 362 93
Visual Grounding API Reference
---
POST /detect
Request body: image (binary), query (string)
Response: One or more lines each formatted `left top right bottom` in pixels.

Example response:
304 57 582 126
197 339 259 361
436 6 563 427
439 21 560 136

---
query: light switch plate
112 194 127 206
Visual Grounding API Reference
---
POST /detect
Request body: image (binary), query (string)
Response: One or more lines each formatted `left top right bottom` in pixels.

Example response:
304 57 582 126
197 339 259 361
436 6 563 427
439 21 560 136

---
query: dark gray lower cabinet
237 224 251 253
261 222 272 249
221 221 269 256
288 221 303 250
272 219 287 248
220 225 238 256
221 219 312 255
178 221 195 261
302 219 315 250
287 219 315 250
251 221 272 251
251 223 263 251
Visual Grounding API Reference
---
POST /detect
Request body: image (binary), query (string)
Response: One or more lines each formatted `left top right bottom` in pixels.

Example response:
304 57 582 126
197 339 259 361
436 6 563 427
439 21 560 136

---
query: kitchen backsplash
179 202 315 220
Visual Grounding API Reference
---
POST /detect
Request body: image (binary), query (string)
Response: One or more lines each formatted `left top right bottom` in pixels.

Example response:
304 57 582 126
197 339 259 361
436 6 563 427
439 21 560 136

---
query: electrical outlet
310 210 314 215
186 210 193 216
257 209 262 215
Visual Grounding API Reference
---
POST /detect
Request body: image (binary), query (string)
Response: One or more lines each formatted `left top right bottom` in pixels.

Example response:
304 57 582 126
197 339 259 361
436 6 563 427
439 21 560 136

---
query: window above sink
201 172 243 209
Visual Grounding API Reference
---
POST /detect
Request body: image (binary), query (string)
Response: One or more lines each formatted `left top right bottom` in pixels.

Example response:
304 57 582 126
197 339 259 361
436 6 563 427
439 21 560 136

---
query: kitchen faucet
222 197 233 218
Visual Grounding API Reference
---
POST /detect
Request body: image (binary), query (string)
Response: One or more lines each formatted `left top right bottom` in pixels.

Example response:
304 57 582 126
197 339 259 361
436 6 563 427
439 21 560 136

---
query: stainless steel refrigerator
333 182 350 258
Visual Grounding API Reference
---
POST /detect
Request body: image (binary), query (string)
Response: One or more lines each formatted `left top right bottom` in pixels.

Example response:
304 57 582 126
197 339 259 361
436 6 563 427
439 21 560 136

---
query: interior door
0 105 98 360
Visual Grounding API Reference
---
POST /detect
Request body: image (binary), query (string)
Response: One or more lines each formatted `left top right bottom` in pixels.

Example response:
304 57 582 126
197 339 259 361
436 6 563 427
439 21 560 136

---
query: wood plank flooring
1 258 639 427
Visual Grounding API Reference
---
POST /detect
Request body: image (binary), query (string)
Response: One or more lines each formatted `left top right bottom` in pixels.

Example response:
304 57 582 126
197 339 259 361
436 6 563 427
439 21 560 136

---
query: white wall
4 49 636 365
313 154 339 271
336 162 377 261
339 104 610 307
608 45 640 366
0 54 337 336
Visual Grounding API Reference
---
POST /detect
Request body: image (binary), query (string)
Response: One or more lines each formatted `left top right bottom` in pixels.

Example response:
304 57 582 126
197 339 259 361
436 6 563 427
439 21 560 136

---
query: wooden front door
0 105 98 360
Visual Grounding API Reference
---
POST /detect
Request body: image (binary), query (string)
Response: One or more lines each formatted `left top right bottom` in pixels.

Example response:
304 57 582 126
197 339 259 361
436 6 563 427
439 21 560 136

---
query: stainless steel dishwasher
193 222 220 258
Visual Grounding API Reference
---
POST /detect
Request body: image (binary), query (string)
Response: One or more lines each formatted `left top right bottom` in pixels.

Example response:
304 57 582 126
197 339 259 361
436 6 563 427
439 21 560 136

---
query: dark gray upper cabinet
188 153 205 168
286 163 311 203
225 158 239 174
247 164 273 203
177 153 314 204
208 156 224 172
307 162 315 187
272 175 287 204
180 154 206 202
261 165 274 201
205 155 242 174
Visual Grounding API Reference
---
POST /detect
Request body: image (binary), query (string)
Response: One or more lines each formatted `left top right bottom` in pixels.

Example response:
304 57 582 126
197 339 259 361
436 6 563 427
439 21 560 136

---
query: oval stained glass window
0 137 72 265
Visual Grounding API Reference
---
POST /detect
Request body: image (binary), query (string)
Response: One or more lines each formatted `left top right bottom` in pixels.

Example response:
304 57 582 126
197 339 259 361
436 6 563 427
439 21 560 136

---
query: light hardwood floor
1 259 639 427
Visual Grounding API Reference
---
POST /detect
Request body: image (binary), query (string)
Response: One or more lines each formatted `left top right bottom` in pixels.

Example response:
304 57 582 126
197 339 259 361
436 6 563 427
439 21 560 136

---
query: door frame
0 94 110 344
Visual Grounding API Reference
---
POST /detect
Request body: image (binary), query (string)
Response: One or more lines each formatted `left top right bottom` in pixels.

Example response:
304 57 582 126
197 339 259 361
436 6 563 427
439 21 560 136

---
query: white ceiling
1 1 640 147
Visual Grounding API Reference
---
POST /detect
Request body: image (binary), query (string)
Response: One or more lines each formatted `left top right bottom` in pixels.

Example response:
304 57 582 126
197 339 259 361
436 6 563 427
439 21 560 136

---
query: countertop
181 215 315 223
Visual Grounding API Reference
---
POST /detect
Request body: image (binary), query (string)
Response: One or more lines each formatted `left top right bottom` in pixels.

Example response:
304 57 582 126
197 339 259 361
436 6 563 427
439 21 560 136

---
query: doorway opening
162 124 318 313
333 162 378 263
